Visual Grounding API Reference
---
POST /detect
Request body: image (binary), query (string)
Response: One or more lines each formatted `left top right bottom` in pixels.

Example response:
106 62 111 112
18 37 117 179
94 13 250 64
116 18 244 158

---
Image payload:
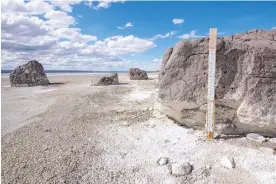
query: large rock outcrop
129 68 148 80
96 73 119 86
10 60 49 87
158 29 276 136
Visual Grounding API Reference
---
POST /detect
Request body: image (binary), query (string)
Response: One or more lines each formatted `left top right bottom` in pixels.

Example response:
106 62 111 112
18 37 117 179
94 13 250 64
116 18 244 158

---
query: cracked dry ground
1 82 156 184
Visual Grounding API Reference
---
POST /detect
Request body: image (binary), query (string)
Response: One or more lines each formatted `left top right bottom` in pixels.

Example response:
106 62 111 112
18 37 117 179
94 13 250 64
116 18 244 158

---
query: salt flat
1 73 276 184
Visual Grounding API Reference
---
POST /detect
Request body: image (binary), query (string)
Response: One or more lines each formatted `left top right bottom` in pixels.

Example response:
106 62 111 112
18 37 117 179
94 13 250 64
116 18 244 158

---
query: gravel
2 73 276 184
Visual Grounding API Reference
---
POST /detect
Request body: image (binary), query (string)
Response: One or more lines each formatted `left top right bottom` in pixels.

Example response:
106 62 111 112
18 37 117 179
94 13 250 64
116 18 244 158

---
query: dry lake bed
1 73 276 184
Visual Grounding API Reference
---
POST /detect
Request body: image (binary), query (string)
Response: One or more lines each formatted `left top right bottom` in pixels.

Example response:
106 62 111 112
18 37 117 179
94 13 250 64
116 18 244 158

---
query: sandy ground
1 73 276 184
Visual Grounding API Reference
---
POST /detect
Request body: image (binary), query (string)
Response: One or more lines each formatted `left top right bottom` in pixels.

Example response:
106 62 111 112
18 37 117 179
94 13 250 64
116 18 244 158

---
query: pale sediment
1 73 276 184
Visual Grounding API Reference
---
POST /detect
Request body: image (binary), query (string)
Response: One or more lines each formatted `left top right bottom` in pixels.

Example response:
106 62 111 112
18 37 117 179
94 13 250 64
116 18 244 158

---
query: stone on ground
157 157 169 166
269 138 276 144
116 108 126 113
96 73 119 86
220 156 235 169
171 162 192 176
128 68 148 80
259 147 275 155
158 29 276 136
9 60 49 87
246 133 266 143
120 122 129 127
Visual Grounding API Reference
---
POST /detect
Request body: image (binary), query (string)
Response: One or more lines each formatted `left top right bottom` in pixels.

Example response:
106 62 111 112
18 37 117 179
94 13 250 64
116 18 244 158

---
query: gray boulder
96 73 119 86
158 29 276 136
10 60 49 87
129 68 148 80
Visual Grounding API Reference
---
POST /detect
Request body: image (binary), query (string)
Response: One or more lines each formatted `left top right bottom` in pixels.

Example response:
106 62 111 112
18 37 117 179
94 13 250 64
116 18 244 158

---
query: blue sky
1 1 276 71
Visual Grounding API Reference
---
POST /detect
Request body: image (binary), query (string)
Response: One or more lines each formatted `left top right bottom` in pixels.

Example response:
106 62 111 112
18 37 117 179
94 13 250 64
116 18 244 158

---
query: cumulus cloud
85 35 156 56
53 28 97 42
150 31 176 41
272 27 276 30
152 58 161 62
178 30 205 39
49 1 83 12
85 0 124 10
1 0 154 70
173 18 184 25
117 22 134 29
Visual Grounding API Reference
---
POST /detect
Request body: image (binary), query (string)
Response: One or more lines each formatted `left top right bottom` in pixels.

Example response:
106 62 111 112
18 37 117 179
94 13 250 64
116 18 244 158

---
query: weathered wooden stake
207 28 217 140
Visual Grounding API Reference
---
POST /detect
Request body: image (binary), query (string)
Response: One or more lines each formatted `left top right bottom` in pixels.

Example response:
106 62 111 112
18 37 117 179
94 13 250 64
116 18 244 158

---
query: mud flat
1 73 276 184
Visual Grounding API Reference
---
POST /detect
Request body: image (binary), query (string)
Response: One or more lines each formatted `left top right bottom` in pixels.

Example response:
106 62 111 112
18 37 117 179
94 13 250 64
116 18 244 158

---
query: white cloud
53 28 97 42
86 0 124 10
117 22 134 29
86 35 156 56
1 0 54 15
178 30 205 39
173 18 184 25
152 58 161 62
272 27 276 30
1 1 154 70
49 1 83 12
150 31 176 41
125 22 133 27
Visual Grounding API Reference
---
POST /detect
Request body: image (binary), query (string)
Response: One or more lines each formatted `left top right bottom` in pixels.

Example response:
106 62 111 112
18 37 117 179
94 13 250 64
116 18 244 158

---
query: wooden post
207 28 217 140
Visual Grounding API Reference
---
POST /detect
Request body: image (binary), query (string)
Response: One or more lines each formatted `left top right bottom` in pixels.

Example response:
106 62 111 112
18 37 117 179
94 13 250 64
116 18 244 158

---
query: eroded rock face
129 68 148 80
158 29 276 136
96 73 119 86
10 60 49 87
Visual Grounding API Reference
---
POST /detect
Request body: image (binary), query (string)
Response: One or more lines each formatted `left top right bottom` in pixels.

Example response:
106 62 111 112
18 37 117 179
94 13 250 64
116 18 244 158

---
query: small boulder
220 156 235 169
9 60 49 87
246 133 266 143
96 73 119 86
171 162 192 176
128 68 148 80
157 157 169 166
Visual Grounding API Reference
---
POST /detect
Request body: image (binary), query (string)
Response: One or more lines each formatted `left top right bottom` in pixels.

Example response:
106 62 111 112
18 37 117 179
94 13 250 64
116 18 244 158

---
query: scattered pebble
42 145 49 151
269 138 276 144
205 163 211 170
149 124 156 128
164 139 170 143
171 162 192 176
116 109 126 113
58 178 66 183
120 122 129 127
246 133 266 143
214 132 220 139
187 128 194 134
259 147 275 155
149 107 153 111
131 116 136 119
220 156 235 169
157 157 169 166
240 137 247 141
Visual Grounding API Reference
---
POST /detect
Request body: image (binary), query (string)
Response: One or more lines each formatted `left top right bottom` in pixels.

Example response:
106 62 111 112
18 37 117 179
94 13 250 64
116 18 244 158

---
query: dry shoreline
1 73 276 184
